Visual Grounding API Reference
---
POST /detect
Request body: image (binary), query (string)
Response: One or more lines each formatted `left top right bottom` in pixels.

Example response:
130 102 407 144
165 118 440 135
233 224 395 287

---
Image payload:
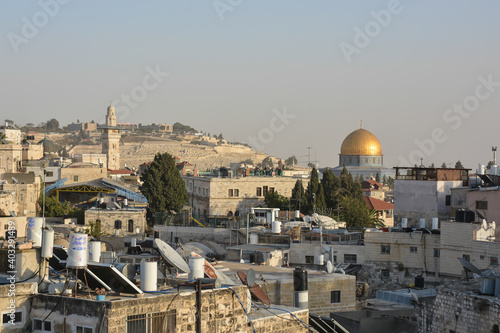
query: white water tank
272 221 281 234
419 218 426 229
124 199 128 206
317 254 324 266
401 218 408 228
140 261 157 291
479 164 485 175
295 210 300 219
67 233 88 269
27 217 44 247
432 218 439 230
492 165 498 175
249 233 258 244
131 238 137 247
188 257 205 280
89 241 101 262
41 229 54 258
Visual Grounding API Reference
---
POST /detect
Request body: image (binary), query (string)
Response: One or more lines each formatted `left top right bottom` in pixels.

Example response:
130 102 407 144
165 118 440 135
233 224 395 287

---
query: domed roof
340 127 382 156
37 137 58 154
107 103 115 113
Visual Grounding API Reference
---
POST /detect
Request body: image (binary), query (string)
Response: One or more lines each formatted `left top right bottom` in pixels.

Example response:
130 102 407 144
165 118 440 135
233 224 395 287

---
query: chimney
182 167 186 176
193 169 198 177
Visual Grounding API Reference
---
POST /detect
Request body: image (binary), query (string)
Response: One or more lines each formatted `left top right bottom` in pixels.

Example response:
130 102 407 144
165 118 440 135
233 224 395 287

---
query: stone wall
85 208 146 236
264 275 356 316
418 284 500 333
155 225 246 246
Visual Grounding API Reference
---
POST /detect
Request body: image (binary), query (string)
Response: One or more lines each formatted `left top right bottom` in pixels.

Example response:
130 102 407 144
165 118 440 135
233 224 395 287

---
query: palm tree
368 208 386 228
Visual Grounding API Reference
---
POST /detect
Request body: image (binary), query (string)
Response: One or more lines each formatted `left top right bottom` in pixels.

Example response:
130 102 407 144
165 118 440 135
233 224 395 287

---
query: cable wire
268 307 312 331
218 287 256 333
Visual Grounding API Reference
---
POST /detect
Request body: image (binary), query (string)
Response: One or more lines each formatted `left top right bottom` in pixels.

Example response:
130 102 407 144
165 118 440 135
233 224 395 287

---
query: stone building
85 206 147 236
331 124 395 180
182 173 309 217
3 282 309 333
60 163 108 184
1 172 39 217
393 166 470 227
101 103 121 170
358 220 500 293
0 125 22 144
21 143 44 161
419 282 500 333
0 144 23 174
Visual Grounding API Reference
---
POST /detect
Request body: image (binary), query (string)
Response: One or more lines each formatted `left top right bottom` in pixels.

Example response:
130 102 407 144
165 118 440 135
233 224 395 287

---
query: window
256 187 262 197
269 187 275 194
480 255 485 260
381 270 390 279
434 248 440 258
445 195 451 206
128 220 134 233
2 311 22 325
305 256 314 264
463 254 470 262
344 254 357 264
476 201 488 210
114 220 122 229
74 175 79 181
410 246 418 253
46 171 54 177
126 311 175 333
20 194 24 201
4 224 8 230
33 319 52 332
381 245 390 254
263 186 268 196
491 257 498 265
228 189 234 197
75 325 93 333
330 290 341 303
234 189 239 197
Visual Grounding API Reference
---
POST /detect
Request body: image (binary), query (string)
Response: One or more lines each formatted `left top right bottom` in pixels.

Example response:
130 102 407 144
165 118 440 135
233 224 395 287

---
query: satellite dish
154 238 191 273
326 261 333 274
247 268 256 287
457 258 482 275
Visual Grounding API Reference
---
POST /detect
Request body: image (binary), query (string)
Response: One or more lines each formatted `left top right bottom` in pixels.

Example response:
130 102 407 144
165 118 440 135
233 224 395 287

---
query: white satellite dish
154 238 191 273
247 268 256 287
326 261 333 274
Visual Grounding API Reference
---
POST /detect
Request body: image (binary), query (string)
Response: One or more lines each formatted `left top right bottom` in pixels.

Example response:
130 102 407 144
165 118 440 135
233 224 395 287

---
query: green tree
285 156 298 166
261 156 273 168
375 172 380 183
455 160 464 169
321 167 342 212
46 118 60 131
139 152 189 213
307 162 315 169
40 196 84 224
368 208 386 228
441 162 447 168
240 158 253 165
305 168 325 213
290 180 307 212
264 191 289 210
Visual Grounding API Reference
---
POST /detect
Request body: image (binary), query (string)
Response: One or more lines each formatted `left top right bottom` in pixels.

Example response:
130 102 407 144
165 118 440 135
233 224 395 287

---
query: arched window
114 220 122 229
128 220 134 233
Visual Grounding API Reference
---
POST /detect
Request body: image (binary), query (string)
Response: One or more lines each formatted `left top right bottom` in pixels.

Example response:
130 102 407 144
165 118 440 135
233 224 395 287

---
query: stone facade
419 284 500 333
21 144 43 161
0 144 23 174
182 175 308 217
289 242 366 266
1 173 40 217
264 274 357 316
85 207 146 236
27 285 308 333
60 164 107 184
0 216 28 239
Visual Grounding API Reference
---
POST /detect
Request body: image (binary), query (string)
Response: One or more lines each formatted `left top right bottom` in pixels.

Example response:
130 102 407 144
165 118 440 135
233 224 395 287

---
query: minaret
102 103 121 170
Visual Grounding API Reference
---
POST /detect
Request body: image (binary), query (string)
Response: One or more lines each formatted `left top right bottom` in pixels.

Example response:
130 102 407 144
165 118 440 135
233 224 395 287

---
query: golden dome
340 128 382 156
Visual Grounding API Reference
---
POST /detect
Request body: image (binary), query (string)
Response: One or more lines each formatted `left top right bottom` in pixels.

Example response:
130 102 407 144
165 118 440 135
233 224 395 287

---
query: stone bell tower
101 103 121 170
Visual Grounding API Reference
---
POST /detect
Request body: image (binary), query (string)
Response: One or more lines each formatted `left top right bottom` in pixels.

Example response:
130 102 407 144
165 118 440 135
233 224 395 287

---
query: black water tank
154 231 159 239
464 210 475 222
415 275 424 288
293 267 308 291
456 209 465 222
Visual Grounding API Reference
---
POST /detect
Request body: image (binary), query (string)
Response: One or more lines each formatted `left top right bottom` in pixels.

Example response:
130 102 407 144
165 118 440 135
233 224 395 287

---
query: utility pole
307 147 312 166
493 147 497 165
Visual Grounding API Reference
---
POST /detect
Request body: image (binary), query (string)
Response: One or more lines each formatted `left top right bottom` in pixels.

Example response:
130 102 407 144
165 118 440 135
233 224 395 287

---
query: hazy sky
2 1 500 170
